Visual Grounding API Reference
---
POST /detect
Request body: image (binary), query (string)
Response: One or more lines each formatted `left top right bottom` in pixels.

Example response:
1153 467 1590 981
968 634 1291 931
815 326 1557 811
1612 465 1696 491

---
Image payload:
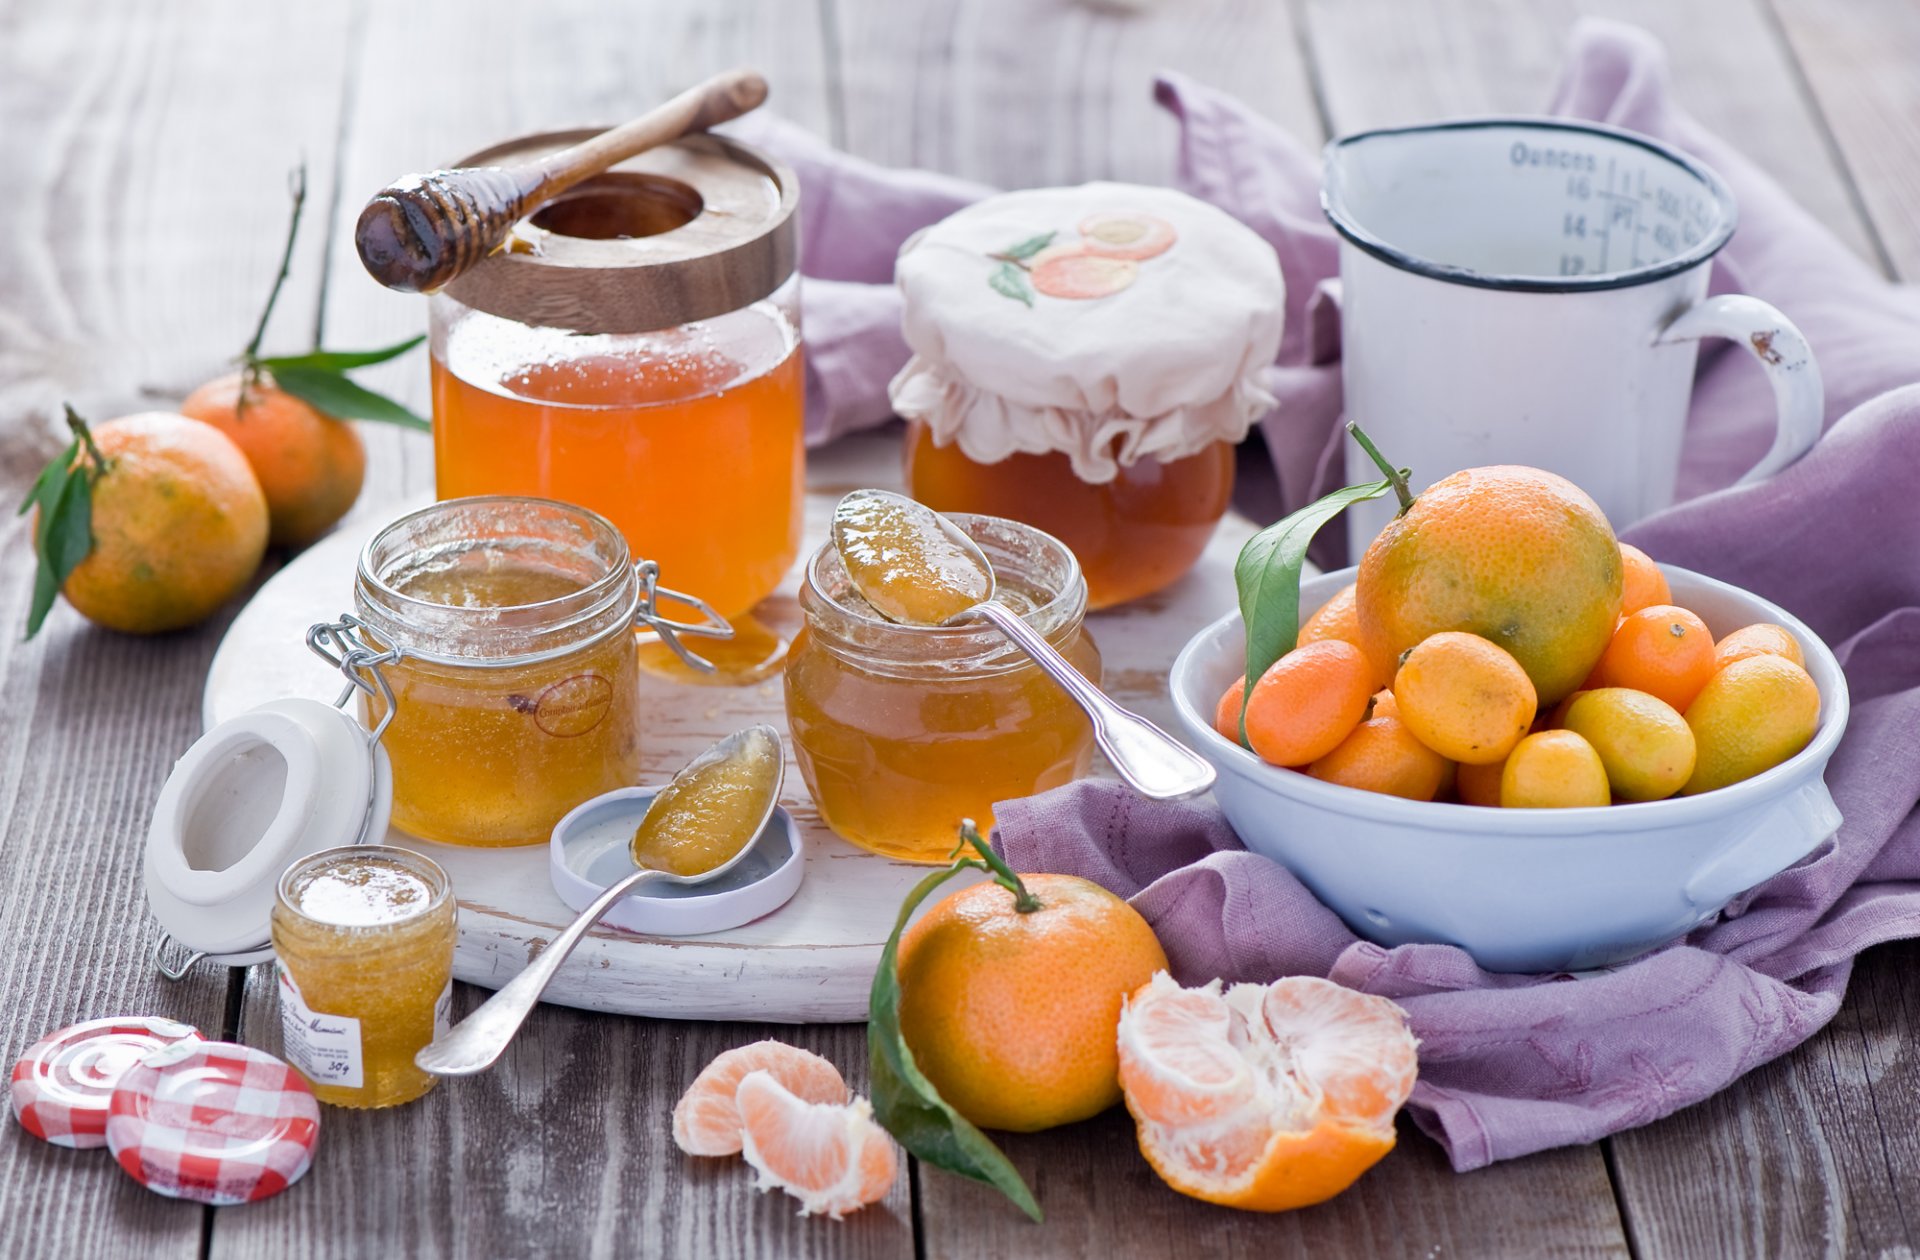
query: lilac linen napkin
740 21 1920 1168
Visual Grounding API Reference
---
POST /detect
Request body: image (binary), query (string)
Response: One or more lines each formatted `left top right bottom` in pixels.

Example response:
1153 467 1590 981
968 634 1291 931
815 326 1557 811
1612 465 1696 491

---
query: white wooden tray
205 490 1251 1022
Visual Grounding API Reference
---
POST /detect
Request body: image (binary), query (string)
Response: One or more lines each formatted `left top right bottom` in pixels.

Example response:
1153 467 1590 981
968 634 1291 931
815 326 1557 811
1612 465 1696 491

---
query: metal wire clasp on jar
315 495 731 848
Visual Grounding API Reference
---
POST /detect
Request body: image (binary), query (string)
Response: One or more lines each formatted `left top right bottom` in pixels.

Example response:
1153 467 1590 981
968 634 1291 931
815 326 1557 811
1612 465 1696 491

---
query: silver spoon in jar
415 725 785 1078
831 490 1215 801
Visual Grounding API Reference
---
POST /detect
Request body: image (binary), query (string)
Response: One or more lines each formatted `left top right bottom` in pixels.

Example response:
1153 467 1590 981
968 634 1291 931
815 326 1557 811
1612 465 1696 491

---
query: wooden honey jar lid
440 129 799 335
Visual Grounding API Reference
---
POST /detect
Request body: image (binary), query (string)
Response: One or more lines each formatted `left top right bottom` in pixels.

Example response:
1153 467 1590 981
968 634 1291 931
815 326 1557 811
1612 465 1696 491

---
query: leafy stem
244 164 307 371
18 407 111 639
1346 421 1415 514
949 820 1041 913
231 162 430 430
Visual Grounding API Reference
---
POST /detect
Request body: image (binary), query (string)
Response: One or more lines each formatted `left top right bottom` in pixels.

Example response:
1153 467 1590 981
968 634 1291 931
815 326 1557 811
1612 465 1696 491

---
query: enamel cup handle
1655 294 1824 485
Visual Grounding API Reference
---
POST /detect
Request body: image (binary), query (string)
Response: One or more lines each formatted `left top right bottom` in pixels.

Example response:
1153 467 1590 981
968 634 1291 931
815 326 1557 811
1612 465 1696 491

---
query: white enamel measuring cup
1323 118 1822 553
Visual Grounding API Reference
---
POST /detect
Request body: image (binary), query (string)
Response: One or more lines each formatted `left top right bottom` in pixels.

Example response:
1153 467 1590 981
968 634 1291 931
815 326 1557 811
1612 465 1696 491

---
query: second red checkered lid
10 1016 203 1149
106 1039 320 1206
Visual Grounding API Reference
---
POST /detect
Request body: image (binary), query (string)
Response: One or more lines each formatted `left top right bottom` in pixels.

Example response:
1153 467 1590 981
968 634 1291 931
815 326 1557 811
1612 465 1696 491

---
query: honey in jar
354 497 662 847
889 182 1285 608
785 514 1100 861
271 846 456 1109
428 132 804 622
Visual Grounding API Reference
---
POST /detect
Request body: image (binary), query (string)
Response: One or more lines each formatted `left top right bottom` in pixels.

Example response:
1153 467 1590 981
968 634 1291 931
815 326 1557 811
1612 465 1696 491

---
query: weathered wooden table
3 2 1916 1255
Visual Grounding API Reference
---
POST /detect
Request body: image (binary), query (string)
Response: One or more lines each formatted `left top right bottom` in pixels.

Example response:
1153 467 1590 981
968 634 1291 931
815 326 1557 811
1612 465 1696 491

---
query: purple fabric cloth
745 21 1920 1169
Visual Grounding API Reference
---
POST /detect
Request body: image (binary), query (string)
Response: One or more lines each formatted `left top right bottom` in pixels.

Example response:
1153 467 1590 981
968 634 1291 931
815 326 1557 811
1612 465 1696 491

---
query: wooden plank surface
1769 0 1920 280
1299 0 1883 267
0 0 1916 1256
831 0 1325 185
0 1 355 1255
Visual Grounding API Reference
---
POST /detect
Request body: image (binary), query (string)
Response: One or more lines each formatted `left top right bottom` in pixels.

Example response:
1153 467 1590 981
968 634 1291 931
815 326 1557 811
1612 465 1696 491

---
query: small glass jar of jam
271 845 456 1109
784 514 1101 861
890 182 1284 609
428 130 804 623
349 496 718 847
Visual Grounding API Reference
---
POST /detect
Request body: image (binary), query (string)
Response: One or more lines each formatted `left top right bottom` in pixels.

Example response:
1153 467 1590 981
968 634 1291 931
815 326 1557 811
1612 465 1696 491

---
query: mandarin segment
736 1070 899 1219
1242 640 1375 767
672 1040 849 1157
1117 973 1418 1212
1391 632 1538 765
1355 465 1622 705
1682 655 1821 794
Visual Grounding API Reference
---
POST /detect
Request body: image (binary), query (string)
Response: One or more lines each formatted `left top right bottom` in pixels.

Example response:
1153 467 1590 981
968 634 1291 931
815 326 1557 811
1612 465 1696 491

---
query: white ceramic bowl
1168 565 1849 972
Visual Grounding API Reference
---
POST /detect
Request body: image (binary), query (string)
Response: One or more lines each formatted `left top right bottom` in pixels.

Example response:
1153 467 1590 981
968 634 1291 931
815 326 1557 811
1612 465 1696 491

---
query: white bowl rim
1170 562 1851 834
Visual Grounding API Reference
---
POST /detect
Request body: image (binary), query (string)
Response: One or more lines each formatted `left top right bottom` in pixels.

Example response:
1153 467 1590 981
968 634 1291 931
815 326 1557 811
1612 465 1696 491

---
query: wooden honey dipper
355 68 770 294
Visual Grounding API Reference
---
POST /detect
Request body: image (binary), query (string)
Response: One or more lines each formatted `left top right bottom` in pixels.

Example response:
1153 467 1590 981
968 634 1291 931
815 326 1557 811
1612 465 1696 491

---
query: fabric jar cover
10 1017 203 1150
106 1039 320 1206
888 181 1285 484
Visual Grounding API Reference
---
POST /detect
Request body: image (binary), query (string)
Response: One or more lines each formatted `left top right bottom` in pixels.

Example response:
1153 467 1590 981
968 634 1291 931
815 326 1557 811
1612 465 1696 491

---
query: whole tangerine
897 871 1168 1133
58 413 268 634
1242 640 1375 766
1618 544 1672 616
1683 655 1821 794
1355 465 1622 705
182 371 367 548
1392 631 1538 765
1589 605 1719 713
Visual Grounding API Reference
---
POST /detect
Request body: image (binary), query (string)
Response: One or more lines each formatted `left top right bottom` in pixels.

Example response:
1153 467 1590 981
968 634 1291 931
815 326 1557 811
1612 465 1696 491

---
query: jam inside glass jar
271 846 456 1109
784 514 1101 861
904 420 1235 610
430 277 804 622
354 497 644 847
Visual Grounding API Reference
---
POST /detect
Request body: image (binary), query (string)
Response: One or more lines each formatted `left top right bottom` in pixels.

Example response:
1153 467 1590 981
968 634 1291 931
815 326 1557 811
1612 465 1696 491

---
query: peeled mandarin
1682 655 1821 794
1241 641 1375 767
1392 632 1538 765
1561 688 1695 802
1499 730 1610 808
1714 622 1806 671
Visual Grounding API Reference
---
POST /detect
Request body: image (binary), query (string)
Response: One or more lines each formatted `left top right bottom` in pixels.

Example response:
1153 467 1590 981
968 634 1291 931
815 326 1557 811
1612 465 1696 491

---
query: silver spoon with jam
831 489 1214 801
416 725 784 1077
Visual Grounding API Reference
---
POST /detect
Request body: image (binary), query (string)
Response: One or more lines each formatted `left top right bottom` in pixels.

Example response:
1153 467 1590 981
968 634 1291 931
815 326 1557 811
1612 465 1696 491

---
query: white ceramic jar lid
889 181 1286 483
144 698 392 968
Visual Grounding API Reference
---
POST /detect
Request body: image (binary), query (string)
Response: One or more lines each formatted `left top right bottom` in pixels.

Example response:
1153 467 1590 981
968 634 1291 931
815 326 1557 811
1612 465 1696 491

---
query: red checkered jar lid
11 1017 203 1149
106 1040 320 1205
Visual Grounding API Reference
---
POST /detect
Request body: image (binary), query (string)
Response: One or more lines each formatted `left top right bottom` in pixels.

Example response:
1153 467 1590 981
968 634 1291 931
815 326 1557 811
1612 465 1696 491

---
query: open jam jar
428 131 803 623
784 515 1101 861
271 846 456 1109
349 496 720 847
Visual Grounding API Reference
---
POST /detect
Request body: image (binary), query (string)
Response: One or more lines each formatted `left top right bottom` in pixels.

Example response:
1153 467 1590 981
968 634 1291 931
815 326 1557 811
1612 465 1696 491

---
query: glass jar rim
799 512 1087 675
275 844 452 932
355 496 638 667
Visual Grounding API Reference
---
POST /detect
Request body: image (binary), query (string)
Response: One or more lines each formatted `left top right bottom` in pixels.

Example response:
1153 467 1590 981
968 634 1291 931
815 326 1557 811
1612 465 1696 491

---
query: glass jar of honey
890 182 1285 609
784 514 1101 861
271 845 456 1109
347 496 721 848
428 130 803 623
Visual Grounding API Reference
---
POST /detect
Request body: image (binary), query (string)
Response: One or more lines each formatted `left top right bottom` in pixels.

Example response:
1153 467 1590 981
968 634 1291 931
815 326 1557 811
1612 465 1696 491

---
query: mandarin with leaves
42 412 267 635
